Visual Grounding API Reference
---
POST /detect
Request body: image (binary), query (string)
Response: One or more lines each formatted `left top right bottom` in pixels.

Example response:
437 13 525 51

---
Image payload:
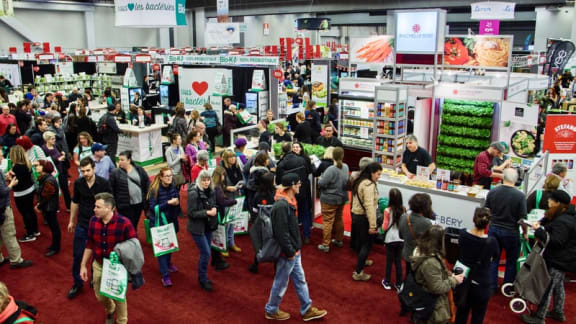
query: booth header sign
166 55 279 66
471 2 515 20
115 0 187 27
435 84 504 101
444 36 511 68
395 11 439 53
543 115 576 154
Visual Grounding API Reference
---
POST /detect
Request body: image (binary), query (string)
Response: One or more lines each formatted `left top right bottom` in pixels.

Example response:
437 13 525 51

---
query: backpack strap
536 190 542 209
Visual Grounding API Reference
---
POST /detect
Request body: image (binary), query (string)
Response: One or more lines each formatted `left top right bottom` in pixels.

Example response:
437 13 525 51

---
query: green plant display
273 142 326 158
436 99 494 174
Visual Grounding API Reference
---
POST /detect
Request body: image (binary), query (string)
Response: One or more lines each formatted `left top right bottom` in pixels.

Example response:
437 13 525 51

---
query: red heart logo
192 81 208 96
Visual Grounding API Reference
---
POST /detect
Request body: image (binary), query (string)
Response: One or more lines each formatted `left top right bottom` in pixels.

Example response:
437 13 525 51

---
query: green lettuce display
273 143 326 158
436 99 494 174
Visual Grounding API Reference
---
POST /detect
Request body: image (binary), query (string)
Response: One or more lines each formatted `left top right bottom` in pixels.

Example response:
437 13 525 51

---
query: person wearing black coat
109 151 150 230
293 112 313 144
98 107 122 163
275 142 313 243
522 191 576 324
187 170 219 291
35 160 61 257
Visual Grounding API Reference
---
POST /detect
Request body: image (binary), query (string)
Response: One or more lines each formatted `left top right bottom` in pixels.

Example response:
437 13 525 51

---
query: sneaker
317 244 330 253
221 251 230 257
331 239 344 248
381 280 391 290
365 259 374 266
394 283 403 291
302 306 327 321
10 259 33 269
521 314 545 324
352 271 371 281
230 245 242 253
265 309 291 321
33 232 41 237
546 311 566 322
168 264 179 273
18 235 36 243
162 276 173 287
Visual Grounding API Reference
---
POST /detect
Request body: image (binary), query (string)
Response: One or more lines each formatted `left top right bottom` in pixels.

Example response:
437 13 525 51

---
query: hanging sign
166 55 279 66
205 23 240 45
479 20 500 35
216 0 228 22
543 115 576 154
135 54 152 63
114 55 132 63
435 83 504 101
0 0 14 17
273 69 283 79
115 0 187 27
395 11 440 54
311 63 329 107
471 2 515 20
263 23 270 36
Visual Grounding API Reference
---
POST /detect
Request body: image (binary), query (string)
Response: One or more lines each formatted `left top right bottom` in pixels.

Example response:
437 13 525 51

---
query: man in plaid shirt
80 193 136 324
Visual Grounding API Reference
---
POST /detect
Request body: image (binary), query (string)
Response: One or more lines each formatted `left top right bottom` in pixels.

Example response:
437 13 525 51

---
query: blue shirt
200 110 218 128
92 155 116 180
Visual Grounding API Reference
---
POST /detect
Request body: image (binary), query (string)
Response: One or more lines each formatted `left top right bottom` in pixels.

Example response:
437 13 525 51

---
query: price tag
360 127 369 138
437 168 451 181
417 166 430 180
360 105 369 119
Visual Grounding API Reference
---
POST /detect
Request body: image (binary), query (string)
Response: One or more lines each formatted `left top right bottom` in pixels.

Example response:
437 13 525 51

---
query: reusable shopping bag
227 196 250 235
99 252 128 302
210 213 227 252
150 205 179 257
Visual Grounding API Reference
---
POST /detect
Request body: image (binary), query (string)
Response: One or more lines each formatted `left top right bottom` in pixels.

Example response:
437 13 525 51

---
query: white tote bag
150 206 179 257
99 252 128 302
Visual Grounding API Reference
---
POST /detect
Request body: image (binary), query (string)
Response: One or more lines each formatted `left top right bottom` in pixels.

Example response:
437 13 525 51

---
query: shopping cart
501 234 550 314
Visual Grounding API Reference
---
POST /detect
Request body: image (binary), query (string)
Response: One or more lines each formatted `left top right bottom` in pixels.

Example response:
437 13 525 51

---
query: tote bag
99 252 128 302
210 213 227 252
150 205 179 257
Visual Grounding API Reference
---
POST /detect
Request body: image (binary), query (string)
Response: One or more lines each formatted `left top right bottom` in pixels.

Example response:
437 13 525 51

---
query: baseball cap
281 173 300 187
490 141 506 153
91 143 108 154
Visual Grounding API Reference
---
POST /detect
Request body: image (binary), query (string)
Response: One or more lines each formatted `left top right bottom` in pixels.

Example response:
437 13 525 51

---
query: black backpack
251 203 285 263
397 257 441 322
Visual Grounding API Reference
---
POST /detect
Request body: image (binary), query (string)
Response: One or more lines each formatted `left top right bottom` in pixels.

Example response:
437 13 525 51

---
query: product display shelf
339 97 375 151
372 85 408 169
35 74 113 96
435 99 495 174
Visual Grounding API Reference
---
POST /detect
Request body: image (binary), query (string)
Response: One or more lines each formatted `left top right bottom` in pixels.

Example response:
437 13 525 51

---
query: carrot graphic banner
350 36 395 65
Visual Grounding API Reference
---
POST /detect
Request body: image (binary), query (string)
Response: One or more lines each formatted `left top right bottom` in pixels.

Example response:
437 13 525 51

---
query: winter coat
535 205 576 273
37 174 59 212
411 252 458 324
148 183 180 232
187 185 218 235
109 165 150 209
271 197 301 258
276 152 312 206
318 163 349 205
48 125 69 154
99 112 121 144
171 116 188 141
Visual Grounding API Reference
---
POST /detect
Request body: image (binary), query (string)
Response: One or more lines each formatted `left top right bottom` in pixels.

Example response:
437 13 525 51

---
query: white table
117 124 166 166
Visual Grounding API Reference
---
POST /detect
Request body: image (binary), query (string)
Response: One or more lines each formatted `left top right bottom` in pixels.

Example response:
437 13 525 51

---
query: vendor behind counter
401 135 435 178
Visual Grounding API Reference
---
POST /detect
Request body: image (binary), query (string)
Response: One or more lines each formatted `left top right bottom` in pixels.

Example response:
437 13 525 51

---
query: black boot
212 251 229 271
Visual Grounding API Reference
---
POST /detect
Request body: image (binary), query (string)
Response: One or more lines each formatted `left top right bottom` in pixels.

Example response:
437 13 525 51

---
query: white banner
56 62 74 76
471 2 515 20
216 0 228 17
395 11 439 53
205 23 240 45
178 67 233 110
115 0 187 27
98 62 117 74
0 64 21 86
311 63 328 107
435 84 504 101
166 55 280 66
251 70 266 90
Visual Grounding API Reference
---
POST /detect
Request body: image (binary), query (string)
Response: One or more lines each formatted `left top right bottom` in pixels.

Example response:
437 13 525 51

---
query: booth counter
118 124 166 166
89 101 109 122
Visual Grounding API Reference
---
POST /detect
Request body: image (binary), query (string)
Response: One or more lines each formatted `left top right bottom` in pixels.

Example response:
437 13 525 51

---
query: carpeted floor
1 171 575 323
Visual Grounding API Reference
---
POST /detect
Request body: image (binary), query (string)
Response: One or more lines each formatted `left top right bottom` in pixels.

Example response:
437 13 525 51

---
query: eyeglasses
162 175 173 178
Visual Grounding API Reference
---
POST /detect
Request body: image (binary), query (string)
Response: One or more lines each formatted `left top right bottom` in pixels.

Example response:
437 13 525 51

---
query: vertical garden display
436 99 495 174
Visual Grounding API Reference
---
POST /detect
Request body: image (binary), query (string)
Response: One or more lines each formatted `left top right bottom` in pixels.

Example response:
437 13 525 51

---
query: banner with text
115 0 187 27
444 36 511 68
205 23 240 45
178 67 233 110
166 55 280 66
471 2 515 20
543 115 576 154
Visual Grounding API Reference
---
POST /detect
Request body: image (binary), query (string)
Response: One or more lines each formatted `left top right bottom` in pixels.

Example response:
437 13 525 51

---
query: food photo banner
498 101 539 159
349 36 395 65
443 35 512 68
311 63 329 107
115 0 187 27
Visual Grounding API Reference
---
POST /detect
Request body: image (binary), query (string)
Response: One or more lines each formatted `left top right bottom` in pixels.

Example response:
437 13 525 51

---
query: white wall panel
534 7 574 51
93 6 158 49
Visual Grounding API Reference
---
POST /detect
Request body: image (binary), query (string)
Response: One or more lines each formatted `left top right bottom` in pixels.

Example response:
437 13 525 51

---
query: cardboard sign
437 168 451 181
543 115 576 154
417 165 430 179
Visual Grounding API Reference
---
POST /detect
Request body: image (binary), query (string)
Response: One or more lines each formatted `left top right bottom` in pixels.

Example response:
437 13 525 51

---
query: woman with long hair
381 188 406 290
399 193 434 275
201 103 219 153
219 150 243 256
75 106 96 136
147 167 181 287
211 166 236 270
164 133 187 186
187 170 218 291
521 191 576 324
34 160 60 257
350 162 382 281
412 225 464 324
8 145 39 242
273 123 292 143
526 174 561 212
41 131 71 209
185 130 202 167
1 124 18 153
171 105 188 142
317 147 349 253
455 207 499 324
73 131 94 168
14 100 31 135
64 102 79 150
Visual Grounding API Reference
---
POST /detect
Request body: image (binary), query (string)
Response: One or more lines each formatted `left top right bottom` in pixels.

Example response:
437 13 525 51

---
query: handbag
397 257 439 322
150 205 179 257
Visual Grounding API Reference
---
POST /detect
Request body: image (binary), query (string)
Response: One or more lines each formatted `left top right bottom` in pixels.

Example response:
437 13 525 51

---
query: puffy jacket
37 174 59 212
148 183 181 232
276 152 312 205
109 165 150 209
411 252 458 324
187 185 218 235
535 205 576 273
271 198 301 258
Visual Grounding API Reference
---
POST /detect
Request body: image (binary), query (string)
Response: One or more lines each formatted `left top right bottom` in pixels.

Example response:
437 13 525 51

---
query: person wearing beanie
522 190 576 324
473 141 506 189
264 173 327 321
34 159 60 257
234 137 248 166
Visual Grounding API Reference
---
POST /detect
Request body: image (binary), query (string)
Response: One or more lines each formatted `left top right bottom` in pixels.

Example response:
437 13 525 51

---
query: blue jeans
158 253 173 277
72 225 89 287
265 254 312 316
226 223 235 247
488 226 520 289
192 232 212 283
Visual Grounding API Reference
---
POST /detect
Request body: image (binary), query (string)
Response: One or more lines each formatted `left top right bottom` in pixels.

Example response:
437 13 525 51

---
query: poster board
443 35 512 69
0 63 21 86
205 22 240 45
543 115 576 154
178 67 233 111
498 101 539 158
349 36 395 65
311 63 329 107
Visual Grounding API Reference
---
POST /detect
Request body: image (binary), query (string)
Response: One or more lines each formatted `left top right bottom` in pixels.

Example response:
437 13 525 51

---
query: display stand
117 124 165 166
372 85 408 169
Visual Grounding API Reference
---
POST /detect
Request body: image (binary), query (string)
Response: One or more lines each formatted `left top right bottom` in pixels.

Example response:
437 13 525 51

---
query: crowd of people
0 82 575 324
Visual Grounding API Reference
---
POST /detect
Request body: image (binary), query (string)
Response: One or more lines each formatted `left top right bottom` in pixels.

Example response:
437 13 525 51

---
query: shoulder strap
536 190 542 209
407 213 417 240
154 205 169 226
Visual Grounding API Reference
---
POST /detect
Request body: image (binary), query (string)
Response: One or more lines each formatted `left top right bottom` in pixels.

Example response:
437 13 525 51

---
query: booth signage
311 63 329 107
471 2 515 20
0 64 21 86
0 0 15 17
272 69 283 79
205 23 240 45
511 55 538 67
340 79 380 93
166 55 280 66
178 67 233 110
349 36 395 65
499 102 538 158
114 55 132 63
395 11 439 54
135 55 152 63
216 0 228 22
479 20 500 35
435 84 504 101
543 115 576 154
115 0 187 27
443 36 511 68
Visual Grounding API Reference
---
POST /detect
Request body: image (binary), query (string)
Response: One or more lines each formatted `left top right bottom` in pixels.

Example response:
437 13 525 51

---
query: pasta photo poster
444 36 512 68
